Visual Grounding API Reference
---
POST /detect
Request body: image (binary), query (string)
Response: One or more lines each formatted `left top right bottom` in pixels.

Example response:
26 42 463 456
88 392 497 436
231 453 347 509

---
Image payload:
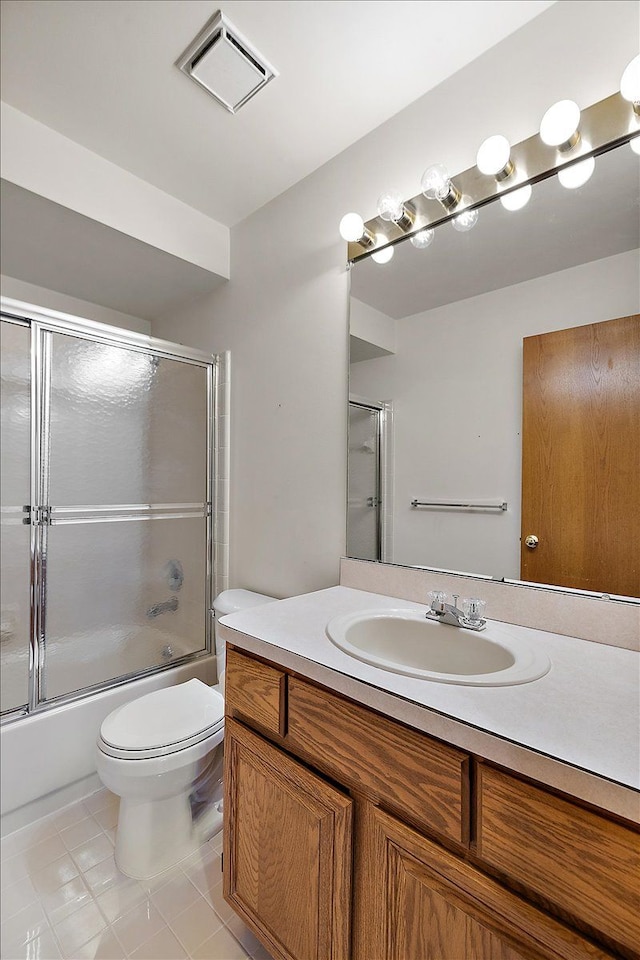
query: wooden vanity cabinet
225 647 286 737
223 717 352 960
355 803 612 960
286 675 470 846
224 646 635 960
477 764 640 955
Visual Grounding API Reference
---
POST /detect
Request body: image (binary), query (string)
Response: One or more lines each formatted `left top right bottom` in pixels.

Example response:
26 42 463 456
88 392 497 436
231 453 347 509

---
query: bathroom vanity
219 587 639 960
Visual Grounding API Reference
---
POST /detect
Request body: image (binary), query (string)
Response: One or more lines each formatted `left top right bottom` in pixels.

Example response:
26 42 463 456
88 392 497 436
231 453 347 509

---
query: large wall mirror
348 136 639 601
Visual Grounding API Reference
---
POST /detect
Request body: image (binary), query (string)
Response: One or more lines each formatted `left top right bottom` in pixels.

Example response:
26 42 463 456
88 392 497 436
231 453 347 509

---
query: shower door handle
367 496 381 507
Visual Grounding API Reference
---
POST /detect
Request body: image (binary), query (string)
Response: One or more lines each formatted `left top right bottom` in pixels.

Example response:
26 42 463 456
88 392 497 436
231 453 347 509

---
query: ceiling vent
177 10 278 114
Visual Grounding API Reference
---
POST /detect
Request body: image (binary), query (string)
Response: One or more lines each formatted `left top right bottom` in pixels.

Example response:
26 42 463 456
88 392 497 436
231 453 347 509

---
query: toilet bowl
97 590 277 880
96 678 224 880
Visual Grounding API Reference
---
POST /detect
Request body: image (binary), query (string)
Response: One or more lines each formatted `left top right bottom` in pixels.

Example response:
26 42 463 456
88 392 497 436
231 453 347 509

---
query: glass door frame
1 297 217 721
347 397 390 563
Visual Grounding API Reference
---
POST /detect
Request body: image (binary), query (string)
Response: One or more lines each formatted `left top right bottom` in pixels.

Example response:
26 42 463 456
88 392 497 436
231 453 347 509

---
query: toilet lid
100 679 224 752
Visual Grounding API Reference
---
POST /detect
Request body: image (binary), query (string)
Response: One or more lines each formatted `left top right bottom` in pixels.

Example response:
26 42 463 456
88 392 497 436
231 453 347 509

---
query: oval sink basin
326 609 550 686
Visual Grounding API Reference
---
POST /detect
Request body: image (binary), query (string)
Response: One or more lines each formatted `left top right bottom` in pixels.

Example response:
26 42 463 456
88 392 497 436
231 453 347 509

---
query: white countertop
220 586 640 821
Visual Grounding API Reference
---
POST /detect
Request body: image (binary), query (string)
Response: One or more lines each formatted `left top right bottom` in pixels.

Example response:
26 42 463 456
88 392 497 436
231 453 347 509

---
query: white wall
1 275 151 335
1 103 230 279
153 0 638 599
349 249 640 577
350 298 396 361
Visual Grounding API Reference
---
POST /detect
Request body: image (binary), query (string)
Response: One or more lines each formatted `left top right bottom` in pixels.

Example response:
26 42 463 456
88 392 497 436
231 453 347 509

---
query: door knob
525 534 539 549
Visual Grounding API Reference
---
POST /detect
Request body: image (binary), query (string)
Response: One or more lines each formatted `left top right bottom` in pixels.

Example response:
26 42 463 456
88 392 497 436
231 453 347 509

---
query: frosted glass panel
148 356 208 503
43 517 207 700
0 320 31 712
49 335 208 506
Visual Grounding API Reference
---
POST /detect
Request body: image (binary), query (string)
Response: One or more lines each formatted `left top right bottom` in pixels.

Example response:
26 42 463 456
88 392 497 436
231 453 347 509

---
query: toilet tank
212 589 276 685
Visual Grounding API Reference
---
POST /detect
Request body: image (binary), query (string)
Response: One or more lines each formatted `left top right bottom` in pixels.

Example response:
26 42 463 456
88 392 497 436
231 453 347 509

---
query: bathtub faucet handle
147 597 179 618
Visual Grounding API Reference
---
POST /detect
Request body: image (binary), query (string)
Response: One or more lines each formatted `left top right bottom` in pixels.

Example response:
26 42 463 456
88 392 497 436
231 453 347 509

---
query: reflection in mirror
347 401 382 563
348 141 640 599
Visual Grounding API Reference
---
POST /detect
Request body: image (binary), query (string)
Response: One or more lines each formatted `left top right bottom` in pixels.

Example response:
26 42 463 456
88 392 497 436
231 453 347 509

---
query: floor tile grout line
40 877 93 927
45 886 111 960
0 908 55 958
1 822 116 959
0 887 255 960
146 871 231 958
1 792 253 960
146 897 209 958
0 789 114 858
149 873 203 926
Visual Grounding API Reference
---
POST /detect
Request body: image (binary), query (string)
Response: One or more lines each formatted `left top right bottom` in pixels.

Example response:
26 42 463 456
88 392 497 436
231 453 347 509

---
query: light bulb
371 236 394 264
620 55 640 112
476 135 513 179
451 198 479 233
539 99 581 149
377 190 405 222
558 155 595 189
410 228 435 249
339 212 365 242
421 163 451 200
500 184 532 211
631 136 640 156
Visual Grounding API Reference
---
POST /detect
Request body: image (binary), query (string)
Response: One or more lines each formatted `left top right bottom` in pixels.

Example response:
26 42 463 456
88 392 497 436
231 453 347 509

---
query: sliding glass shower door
0 319 32 713
0 311 215 715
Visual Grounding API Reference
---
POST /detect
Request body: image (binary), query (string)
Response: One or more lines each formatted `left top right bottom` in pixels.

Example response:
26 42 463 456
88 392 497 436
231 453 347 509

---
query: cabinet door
224 718 352 960
356 804 613 960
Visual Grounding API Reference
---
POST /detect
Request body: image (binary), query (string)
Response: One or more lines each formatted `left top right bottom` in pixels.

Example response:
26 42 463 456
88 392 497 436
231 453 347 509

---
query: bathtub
0 628 216 835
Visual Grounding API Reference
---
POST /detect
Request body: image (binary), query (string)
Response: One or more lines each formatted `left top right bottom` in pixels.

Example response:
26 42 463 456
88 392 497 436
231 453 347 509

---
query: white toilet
212 589 277 688
96 589 275 880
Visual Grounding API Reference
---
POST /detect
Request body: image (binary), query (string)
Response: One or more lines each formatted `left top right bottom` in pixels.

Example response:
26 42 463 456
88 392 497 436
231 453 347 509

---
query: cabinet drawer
287 677 469 846
477 764 640 955
225 647 286 737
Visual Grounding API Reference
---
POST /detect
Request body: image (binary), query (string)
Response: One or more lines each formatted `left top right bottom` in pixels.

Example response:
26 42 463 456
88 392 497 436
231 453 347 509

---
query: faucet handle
429 590 447 612
461 597 486 622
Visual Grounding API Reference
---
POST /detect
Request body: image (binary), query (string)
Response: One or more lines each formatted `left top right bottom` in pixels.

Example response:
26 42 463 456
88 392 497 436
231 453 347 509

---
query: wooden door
355 803 614 960
521 315 640 596
223 718 352 960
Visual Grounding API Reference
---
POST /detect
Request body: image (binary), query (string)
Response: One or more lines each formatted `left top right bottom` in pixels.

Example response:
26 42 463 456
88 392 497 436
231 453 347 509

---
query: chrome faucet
426 591 487 631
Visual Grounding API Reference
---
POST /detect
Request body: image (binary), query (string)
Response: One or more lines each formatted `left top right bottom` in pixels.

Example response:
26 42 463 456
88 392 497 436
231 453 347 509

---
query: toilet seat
98 679 224 760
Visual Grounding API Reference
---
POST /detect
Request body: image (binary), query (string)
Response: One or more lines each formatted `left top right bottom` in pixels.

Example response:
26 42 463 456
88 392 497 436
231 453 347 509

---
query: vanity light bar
347 91 639 264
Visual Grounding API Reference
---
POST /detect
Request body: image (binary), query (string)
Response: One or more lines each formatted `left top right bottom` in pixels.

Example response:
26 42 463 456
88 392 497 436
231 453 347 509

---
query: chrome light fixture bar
346 91 640 264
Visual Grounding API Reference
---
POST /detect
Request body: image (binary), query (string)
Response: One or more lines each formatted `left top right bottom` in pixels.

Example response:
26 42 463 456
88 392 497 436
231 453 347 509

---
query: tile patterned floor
1 788 272 960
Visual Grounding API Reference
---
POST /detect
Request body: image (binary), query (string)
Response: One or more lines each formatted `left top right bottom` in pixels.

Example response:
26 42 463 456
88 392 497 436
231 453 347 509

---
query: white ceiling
0 0 554 227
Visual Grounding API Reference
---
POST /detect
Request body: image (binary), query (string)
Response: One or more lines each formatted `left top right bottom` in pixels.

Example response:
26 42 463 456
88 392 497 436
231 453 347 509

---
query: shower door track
1 300 218 724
